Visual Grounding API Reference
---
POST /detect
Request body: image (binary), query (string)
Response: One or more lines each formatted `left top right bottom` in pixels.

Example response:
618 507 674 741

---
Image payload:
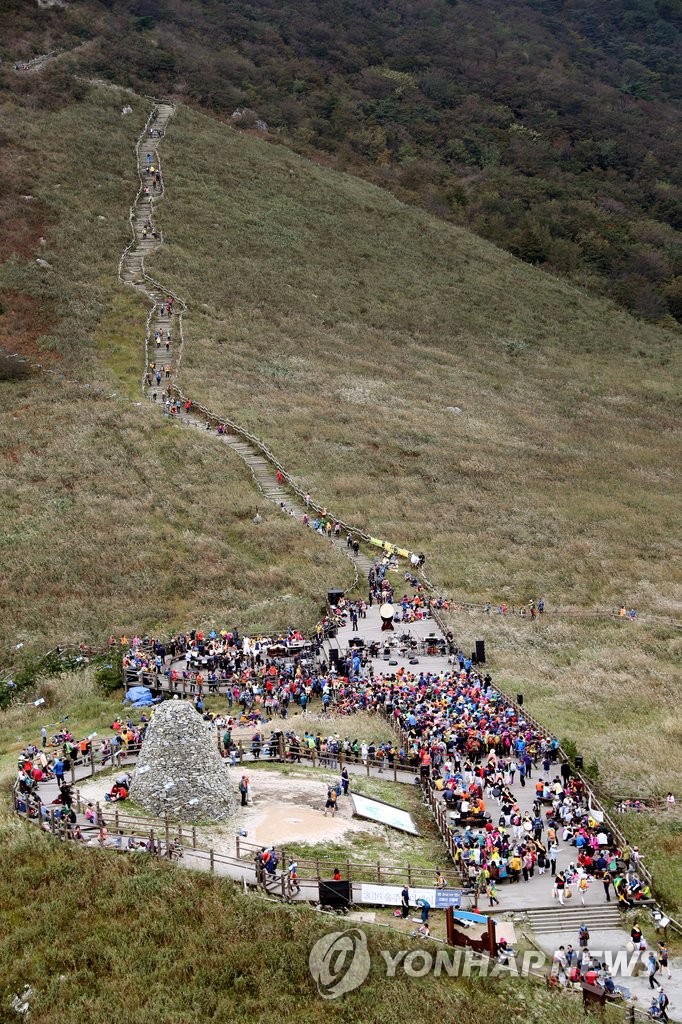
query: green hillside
0 828 600 1024
153 104 680 615
0 79 348 654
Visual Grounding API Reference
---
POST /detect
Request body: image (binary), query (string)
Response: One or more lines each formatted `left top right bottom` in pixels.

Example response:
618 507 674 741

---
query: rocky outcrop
130 699 237 822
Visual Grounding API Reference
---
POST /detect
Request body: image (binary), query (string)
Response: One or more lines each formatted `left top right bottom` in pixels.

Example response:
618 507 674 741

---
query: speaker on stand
475 640 486 663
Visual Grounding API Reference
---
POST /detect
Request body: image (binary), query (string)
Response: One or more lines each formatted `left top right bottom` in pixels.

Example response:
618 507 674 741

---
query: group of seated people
551 946 627 998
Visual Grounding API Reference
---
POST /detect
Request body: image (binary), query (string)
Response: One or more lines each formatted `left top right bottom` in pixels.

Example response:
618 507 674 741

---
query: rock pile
130 700 237 823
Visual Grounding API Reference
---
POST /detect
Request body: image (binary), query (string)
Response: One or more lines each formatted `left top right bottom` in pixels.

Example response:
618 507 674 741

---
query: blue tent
123 685 155 707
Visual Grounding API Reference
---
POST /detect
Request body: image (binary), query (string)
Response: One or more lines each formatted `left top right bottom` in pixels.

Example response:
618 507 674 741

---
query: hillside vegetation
0 79 347 655
0 825 611 1024
153 104 680 616
2 0 681 324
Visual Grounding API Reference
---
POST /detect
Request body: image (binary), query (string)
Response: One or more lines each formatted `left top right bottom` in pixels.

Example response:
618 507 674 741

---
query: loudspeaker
517 693 524 706
475 640 485 663
575 755 584 770
329 649 340 669
328 589 345 607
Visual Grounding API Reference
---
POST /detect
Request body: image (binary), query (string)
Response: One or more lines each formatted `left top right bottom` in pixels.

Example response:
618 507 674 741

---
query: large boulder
130 700 236 822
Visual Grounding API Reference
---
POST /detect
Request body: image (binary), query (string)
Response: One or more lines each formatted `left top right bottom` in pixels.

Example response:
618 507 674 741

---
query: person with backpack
657 990 670 1023
579 923 590 949
648 951 662 989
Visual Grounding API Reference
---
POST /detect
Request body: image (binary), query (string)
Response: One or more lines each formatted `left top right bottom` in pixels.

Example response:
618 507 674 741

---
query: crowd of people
10 555 674 1016
551 928 671 1018
13 713 150 838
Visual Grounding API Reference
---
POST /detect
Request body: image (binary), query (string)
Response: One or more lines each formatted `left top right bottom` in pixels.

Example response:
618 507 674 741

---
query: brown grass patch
0 290 57 358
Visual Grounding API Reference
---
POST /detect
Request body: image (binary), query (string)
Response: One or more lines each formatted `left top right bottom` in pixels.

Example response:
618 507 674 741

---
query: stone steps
523 904 622 933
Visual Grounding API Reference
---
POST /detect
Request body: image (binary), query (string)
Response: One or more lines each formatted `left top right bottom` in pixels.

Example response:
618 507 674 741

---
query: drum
380 603 395 632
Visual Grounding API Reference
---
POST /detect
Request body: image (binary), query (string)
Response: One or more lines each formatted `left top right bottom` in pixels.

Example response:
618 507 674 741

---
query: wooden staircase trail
118 104 375 594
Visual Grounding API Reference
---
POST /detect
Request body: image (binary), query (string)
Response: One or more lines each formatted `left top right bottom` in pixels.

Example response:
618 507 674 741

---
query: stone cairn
130 700 237 823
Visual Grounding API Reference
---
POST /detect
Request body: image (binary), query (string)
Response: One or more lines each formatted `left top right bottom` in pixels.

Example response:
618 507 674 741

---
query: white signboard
360 883 436 907
351 793 419 835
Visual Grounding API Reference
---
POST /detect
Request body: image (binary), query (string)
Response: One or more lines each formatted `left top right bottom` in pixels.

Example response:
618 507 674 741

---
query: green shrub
93 648 123 696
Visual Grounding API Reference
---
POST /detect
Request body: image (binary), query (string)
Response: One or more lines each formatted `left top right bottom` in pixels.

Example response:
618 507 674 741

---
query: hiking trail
118 104 376 595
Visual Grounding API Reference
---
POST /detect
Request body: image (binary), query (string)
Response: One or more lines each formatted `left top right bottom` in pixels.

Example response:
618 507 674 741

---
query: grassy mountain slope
0 826 602 1024
153 105 680 615
0 74 679 799
0 78 347 654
